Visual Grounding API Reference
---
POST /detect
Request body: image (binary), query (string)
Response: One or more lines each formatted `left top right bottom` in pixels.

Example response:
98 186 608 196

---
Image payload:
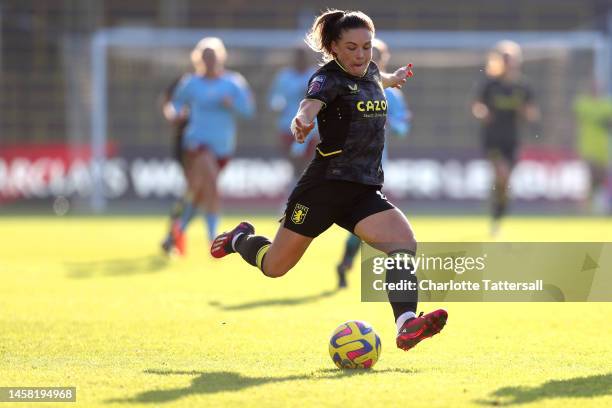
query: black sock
492 183 508 220
493 202 506 220
386 249 418 321
235 234 271 272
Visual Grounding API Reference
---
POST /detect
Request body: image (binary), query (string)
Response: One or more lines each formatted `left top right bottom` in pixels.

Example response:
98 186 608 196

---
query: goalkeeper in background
335 38 411 288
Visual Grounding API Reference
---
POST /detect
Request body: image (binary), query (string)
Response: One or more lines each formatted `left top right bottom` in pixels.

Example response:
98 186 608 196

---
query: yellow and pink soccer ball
328 320 381 369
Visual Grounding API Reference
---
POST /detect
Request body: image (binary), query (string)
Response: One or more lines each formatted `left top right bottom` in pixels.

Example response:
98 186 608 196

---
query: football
328 320 382 369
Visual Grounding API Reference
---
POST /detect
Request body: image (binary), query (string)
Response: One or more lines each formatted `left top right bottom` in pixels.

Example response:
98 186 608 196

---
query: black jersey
478 78 533 145
300 60 387 187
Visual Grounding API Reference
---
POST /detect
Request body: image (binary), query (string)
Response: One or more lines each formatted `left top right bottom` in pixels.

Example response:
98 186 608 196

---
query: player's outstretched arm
291 99 323 143
381 64 413 89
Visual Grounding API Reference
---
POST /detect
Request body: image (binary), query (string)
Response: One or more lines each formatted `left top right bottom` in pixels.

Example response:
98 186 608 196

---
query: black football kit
284 60 395 237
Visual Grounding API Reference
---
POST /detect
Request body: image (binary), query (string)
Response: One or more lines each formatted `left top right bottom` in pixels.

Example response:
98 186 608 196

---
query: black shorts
482 133 518 164
282 179 395 238
484 144 518 165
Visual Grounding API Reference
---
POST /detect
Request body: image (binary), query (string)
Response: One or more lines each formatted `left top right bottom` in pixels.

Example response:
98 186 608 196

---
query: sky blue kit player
268 48 319 176
269 65 316 139
168 37 255 253
172 71 254 158
382 86 411 161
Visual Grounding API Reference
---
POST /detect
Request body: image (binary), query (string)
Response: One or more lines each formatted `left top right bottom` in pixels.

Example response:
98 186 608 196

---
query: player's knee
262 257 297 278
263 264 290 278
392 233 417 253
209 179 219 197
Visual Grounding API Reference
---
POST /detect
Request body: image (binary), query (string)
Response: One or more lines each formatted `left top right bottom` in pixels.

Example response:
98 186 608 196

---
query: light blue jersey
385 87 411 138
172 71 255 157
268 67 316 132
269 67 319 157
383 87 411 164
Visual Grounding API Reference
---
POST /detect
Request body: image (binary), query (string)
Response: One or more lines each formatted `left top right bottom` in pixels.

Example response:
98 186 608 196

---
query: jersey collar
334 59 369 78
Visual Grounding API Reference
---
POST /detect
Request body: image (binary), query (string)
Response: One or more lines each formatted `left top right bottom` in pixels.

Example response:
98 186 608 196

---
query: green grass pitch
1 215 611 407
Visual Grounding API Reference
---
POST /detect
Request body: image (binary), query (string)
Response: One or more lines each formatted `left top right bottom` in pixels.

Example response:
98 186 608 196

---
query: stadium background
1 0 611 214
1 3 612 408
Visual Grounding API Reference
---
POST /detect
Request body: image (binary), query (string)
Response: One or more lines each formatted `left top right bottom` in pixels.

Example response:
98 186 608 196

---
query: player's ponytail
305 9 375 62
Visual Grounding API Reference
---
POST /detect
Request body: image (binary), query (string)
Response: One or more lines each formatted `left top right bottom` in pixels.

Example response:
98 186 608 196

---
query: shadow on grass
106 367 418 404
476 372 612 406
314 367 419 376
65 255 169 279
208 289 339 311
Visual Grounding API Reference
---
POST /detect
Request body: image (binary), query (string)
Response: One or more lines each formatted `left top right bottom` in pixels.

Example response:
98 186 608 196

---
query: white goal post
90 27 611 211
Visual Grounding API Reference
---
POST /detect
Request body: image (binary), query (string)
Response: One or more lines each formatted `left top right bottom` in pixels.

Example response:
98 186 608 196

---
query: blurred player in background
472 40 539 236
268 47 318 189
159 49 207 255
164 37 255 255
335 38 411 288
574 85 612 215
211 9 447 353
160 75 190 255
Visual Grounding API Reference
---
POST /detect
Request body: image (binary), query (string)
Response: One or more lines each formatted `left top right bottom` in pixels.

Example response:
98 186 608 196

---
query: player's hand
291 117 314 144
163 103 189 124
472 102 491 123
390 64 414 89
222 96 234 109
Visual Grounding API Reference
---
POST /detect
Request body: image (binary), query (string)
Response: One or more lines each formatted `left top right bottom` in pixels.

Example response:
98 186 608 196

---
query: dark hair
305 9 375 62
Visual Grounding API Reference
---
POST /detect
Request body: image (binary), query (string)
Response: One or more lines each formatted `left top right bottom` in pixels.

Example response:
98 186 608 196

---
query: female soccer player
160 47 206 255
335 37 411 288
472 40 539 236
268 47 318 180
165 37 255 254
160 74 189 255
211 10 447 352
